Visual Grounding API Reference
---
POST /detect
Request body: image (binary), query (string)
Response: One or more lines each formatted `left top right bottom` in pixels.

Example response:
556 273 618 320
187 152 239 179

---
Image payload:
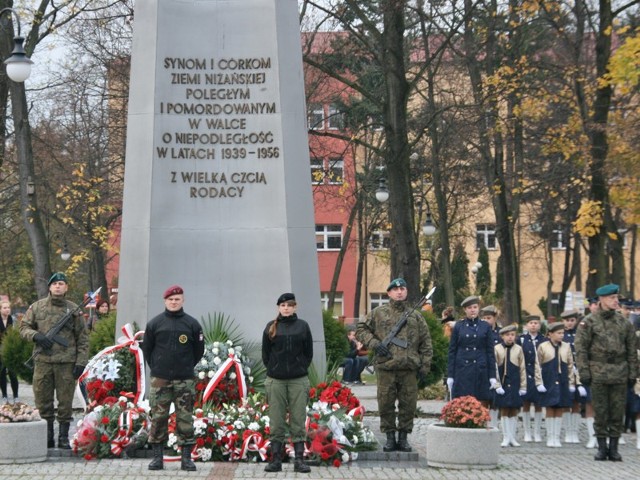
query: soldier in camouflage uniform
142 285 205 471
20 272 89 449
575 283 639 462
356 278 433 453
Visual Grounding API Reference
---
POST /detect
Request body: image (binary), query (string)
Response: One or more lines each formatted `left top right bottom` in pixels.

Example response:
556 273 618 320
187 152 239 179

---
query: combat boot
293 442 310 473
608 437 622 461
397 431 412 452
594 437 608 461
58 422 71 449
181 444 197 471
148 443 164 470
46 419 55 448
264 441 282 472
383 431 397 452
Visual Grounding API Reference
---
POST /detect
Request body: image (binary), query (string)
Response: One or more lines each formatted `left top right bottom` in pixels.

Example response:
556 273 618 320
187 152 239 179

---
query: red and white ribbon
202 353 247 403
239 431 270 461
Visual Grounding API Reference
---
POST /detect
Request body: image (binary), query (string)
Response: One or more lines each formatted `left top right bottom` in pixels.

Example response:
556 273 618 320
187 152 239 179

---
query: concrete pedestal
0 420 47 463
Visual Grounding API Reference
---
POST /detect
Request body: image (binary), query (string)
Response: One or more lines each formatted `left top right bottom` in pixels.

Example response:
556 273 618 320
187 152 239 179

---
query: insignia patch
179 334 188 344
199 333 204 341
579 321 587 328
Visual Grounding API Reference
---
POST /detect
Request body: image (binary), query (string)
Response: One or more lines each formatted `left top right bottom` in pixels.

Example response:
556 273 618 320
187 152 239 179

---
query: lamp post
375 175 389 203
1 8 34 82
50 232 71 262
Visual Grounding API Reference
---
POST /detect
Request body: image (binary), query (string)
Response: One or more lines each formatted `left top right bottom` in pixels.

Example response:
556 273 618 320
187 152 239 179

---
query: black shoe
264 440 282 472
47 420 55 449
58 422 71 449
608 437 622 461
293 442 310 473
594 437 608 461
383 431 397 452
181 444 197 471
148 444 164 470
397 431 412 452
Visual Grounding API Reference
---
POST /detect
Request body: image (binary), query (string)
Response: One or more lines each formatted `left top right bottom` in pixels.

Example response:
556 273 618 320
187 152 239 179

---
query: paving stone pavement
3 382 638 479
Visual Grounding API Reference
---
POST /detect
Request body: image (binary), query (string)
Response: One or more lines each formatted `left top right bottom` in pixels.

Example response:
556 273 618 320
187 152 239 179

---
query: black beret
276 293 296 305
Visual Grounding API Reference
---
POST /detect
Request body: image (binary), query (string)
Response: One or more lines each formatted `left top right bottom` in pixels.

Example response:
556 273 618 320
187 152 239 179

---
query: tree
0 0 130 298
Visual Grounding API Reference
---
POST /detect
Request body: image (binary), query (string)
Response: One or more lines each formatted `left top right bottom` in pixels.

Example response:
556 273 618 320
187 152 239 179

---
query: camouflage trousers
33 361 75 423
148 376 196 445
376 369 418 433
591 382 627 438
265 376 310 443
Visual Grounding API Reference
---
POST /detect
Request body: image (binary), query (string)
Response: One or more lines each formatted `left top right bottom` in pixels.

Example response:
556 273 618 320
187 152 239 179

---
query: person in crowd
480 305 501 428
575 283 638 461
587 297 599 315
262 293 313 473
447 296 497 408
357 278 432 453
0 301 19 404
440 306 456 339
86 299 111 330
343 329 368 385
537 322 576 448
142 285 205 472
493 325 527 447
20 272 89 449
519 315 547 442
561 309 591 445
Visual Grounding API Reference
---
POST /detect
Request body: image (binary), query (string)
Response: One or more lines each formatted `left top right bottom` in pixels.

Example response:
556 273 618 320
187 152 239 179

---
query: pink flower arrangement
440 395 490 429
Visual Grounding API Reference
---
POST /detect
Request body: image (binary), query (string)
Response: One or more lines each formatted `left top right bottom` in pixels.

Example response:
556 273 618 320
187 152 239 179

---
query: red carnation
101 416 110 424
100 434 109 443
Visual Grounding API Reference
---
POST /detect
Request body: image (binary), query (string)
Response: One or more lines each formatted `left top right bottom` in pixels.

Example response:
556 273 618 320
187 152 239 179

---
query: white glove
537 384 547 393
495 387 505 395
635 380 640 396
569 386 576 393
489 378 497 388
446 378 454 391
578 386 587 397
519 389 527 396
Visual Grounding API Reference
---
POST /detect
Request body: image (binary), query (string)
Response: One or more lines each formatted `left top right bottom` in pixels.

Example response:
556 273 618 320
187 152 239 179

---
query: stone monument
117 0 325 365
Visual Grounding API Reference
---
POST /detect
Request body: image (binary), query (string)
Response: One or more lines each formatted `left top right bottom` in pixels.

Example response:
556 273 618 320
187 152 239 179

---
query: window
370 293 389 311
326 158 344 185
316 225 342 250
476 224 497 250
551 226 567 249
327 104 345 130
321 292 344 318
308 103 324 130
310 157 324 184
369 231 390 250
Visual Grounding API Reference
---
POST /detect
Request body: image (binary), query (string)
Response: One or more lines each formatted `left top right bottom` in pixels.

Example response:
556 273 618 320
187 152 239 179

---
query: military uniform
356 294 432 439
20 276 89 449
574 297 638 446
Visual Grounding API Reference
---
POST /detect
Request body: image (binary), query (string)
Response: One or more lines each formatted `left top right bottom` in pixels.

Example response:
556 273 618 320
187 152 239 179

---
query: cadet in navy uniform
480 305 501 428
519 315 547 442
538 322 576 448
561 310 590 445
447 296 497 406
493 325 527 447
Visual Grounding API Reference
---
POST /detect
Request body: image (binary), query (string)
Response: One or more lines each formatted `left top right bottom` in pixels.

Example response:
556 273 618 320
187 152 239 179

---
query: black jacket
142 308 205 380
262 314 313 380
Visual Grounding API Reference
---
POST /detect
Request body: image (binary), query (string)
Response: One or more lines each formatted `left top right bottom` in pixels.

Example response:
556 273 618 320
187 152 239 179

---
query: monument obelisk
117 0 325 366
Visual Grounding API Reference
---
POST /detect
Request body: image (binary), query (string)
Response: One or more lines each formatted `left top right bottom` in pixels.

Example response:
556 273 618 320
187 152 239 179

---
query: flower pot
0 419 48 464
425 423 500 469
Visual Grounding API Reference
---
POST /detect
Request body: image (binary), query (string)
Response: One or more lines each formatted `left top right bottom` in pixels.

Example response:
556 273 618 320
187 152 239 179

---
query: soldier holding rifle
20 272 89 449
356 278 433 453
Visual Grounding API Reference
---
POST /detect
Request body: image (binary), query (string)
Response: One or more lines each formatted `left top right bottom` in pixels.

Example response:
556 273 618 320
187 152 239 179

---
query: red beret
163 285 184 299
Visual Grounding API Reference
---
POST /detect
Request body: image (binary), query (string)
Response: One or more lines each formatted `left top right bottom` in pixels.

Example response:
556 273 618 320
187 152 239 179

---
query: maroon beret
163 285 184 299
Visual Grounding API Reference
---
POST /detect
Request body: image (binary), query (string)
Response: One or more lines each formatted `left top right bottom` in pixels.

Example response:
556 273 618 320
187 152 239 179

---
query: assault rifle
24 287 102 369
378 286 436 354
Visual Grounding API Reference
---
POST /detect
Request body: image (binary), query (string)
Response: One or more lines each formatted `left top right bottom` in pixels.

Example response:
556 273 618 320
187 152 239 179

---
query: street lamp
471 261 482 274
375 176 389 203
422 206 437 237
1 8 34 82
50 232 71 261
